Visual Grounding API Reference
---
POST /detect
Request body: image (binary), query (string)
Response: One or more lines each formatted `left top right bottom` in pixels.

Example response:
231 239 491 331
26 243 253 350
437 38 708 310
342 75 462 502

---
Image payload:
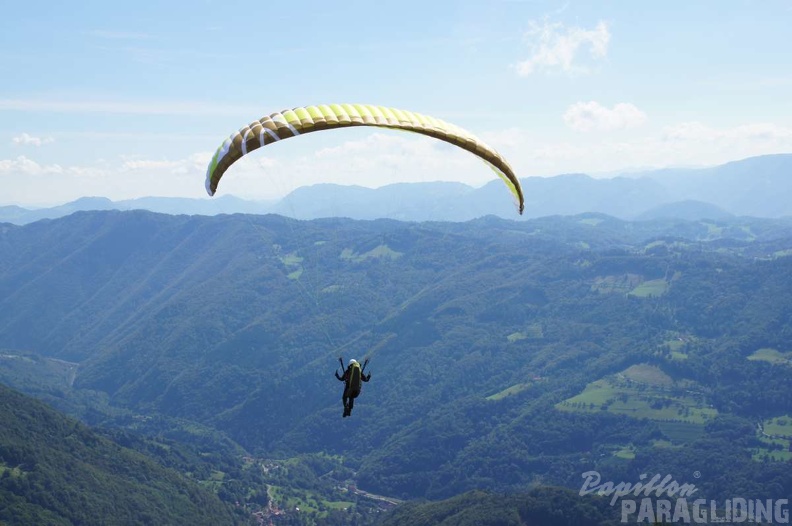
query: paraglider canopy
205 103 524 214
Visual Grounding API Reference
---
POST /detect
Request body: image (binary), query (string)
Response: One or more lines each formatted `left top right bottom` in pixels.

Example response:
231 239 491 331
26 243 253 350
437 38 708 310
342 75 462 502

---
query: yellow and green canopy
206 103 524 214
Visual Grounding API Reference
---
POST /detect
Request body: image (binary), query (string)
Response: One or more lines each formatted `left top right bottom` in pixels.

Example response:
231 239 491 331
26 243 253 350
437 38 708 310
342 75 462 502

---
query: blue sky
1 0 791 205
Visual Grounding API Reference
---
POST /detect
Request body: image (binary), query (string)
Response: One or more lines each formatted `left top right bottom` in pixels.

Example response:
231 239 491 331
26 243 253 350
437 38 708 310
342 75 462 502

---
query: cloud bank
515 20 610 76
564 102 647 132
12 133 54 147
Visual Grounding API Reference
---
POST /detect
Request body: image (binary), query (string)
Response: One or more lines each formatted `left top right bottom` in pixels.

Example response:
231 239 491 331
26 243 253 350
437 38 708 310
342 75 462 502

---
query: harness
348 362 362 394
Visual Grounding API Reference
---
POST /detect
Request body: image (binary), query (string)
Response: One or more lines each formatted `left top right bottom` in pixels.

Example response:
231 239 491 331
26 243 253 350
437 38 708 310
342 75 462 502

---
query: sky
1 0 791 206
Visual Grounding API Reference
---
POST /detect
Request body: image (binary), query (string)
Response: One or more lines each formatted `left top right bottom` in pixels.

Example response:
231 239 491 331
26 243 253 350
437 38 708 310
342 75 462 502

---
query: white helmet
349 359 357 365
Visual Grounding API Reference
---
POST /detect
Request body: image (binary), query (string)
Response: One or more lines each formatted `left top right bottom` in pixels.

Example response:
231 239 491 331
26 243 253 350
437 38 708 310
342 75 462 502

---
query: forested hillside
1 211 791 516
0 383 243 525
379 488 621 526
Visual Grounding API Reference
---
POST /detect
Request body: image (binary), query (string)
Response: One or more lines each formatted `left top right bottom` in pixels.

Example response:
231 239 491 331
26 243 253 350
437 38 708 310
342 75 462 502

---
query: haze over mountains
2 154 790 224
2 210 791 494
1 154 791 524
1 207 791 523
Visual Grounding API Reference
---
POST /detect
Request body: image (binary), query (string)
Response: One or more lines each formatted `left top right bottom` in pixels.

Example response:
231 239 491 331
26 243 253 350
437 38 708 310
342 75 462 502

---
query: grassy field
747 348 792 365
280 253 304 266
613 445 636 459
0 352 79 391
591 275 671 297
643 240 690 252
486 383 531 401
651 439 681 449
622 364 674 386
751 415 792 462
507 323 543 342
670 351 689 361
628 278 668 297
644 240 666 251
340 244 403 262
591 274 643 294
665 339 685 352
763 415 792 437
0 463 24 478
269 484 354 517
659 338 690 361
752 448 792 462
702 222 724 236
556 364 716 443
279 252 304 280
659 334 697 361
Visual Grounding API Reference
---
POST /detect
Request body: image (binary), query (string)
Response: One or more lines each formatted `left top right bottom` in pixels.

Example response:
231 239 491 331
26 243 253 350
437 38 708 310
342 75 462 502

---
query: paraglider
204 103 524 214
335 357 371 417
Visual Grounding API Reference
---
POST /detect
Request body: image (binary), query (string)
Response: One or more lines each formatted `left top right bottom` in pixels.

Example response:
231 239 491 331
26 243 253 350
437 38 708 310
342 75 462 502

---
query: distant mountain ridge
1 153 790 224
636 200 734 221
0 195 272 225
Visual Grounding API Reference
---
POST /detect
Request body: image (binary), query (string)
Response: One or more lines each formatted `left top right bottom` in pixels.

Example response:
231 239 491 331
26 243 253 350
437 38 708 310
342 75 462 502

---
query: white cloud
563 101 647 132
0 152 209 204
11 133 54 146
0 156 63 175
4 119 791 205
118 153 211 176
210 131 495 199
515 20 610 76
493 120 792 178
479 127 529 150
663 121 792 142
121 158 183 171
257 157 278 169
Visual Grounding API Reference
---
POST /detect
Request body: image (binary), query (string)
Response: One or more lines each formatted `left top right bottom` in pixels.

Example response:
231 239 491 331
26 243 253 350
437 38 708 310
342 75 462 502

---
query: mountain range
2 154 790 224
2 162 792 523
1 210 791 507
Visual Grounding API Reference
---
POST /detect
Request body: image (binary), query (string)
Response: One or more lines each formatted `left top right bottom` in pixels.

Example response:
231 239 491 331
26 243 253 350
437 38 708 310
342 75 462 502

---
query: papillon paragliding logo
579 471 790 524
